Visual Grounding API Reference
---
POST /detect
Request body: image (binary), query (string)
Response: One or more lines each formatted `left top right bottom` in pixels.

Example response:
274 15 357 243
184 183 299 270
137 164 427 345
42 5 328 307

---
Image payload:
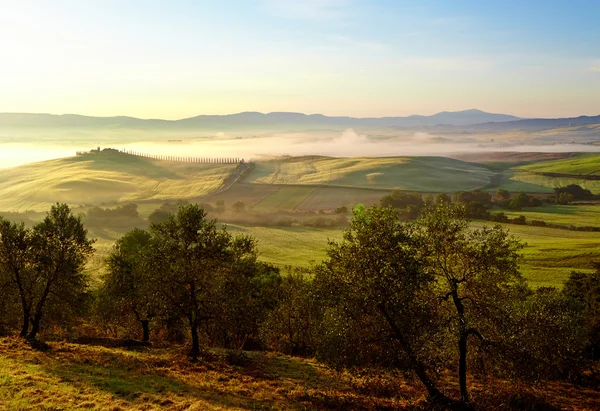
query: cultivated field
245 156 495 192
518 152 600 175
493 204 600 227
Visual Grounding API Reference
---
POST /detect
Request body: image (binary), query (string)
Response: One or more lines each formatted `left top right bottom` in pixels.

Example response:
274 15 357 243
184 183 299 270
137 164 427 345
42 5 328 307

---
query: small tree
0 218 34 336
103 228 158 343
28 204 94 339
214 260 280 349
313 206 450 404
261 268 321 356
564 264 600 358
232 201 246 213
415 203 525 404
149 204 254 360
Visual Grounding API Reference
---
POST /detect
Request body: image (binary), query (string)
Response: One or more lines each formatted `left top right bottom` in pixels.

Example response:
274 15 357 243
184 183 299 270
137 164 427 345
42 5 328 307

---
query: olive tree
415 202 525 404
27 204 94 339
102 228 158 343
313 206 451 404
0 204 94 340
0 218 34 336
149 204 257 360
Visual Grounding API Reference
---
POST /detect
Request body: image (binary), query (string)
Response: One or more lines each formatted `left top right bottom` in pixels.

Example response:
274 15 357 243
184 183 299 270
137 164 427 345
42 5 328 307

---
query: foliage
564 264 600 358
232 201 246 213
314 206 450 403
260 268 320 356
455 190 492 207
210 261 280 350
380 190 424 219
0 204 94 339
148 204 261 360
86 203 142 228
554 184 593 202
416 202 526 403
100 228 158 342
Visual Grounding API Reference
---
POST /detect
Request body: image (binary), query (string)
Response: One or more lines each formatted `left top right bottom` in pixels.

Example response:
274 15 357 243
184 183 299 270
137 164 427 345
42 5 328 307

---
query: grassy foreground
0 337 598 410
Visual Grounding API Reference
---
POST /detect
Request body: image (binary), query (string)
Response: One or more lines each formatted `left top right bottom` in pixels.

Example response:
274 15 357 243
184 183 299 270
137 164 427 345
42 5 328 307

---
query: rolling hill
244 156 495 192
0 151 239 211
517 152 600 176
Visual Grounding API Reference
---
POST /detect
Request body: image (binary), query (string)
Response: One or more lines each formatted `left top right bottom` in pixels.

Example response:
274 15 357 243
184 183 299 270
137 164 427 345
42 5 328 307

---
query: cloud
591 63 600 72
263 0 352 20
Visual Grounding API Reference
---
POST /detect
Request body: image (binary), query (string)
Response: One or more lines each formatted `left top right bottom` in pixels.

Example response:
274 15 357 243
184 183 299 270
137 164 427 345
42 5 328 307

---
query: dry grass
0 337 598 410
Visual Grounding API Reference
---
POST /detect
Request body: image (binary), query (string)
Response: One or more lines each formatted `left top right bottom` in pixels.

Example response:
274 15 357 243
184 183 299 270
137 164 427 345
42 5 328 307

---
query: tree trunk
141 320 150 343
190 322 200 361
458 334 469 403
413 360 451 404
27 311 42 340
451 288 470 404
19 311 30 337
377 304 451 405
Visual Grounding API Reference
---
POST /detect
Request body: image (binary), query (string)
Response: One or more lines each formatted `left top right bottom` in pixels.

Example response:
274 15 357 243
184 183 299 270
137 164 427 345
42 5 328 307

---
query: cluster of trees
1 202 597 408
97 205 281 359
86 203 143 228
554 184 594 204
381 186 597 233
149 201 349 228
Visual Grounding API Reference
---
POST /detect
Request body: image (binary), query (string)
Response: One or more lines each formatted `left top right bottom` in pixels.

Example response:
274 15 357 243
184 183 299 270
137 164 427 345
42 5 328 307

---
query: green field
223 222 600 288
494 170 600 194
0 152 238 211
252 186 315 212
245 156 495 192
493 204 600 227
518 152 600 175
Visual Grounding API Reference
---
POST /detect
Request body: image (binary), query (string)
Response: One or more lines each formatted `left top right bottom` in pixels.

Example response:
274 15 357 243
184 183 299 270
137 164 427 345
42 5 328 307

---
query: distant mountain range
0 109 598 130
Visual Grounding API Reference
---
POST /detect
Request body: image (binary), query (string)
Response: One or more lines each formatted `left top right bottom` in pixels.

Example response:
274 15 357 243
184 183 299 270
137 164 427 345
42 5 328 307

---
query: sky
0 0 599 119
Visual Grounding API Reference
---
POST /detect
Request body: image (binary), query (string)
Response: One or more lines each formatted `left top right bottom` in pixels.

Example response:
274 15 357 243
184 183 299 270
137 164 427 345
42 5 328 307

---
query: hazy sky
1 0 599 119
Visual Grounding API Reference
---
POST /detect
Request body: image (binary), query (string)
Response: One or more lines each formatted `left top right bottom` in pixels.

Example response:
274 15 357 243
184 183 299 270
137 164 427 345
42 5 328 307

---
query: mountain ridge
1 110 599 130
0 109 520 128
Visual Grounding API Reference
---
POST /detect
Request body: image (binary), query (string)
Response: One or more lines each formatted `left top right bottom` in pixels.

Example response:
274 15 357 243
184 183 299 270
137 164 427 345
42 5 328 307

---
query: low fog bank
1 129 599 168
116 129 600 161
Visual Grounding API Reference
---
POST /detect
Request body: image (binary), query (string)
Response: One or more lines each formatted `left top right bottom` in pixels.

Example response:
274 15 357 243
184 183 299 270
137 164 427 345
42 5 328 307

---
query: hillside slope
245 156 495 193
518 152 600 176
0 337 597 410
0 152 238 211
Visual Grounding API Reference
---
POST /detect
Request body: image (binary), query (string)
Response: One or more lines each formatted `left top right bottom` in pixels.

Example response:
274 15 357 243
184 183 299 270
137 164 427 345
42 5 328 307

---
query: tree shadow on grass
42 353 277 410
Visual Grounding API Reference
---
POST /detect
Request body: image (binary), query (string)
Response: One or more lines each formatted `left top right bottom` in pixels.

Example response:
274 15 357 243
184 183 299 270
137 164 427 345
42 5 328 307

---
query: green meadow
245 156 495 192
518 152 600 175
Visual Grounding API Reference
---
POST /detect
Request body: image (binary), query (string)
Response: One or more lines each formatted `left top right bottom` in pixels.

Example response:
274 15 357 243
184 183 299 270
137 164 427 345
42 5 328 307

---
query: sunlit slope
246 156 495 192
0 152 237 211
518 152 600 175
